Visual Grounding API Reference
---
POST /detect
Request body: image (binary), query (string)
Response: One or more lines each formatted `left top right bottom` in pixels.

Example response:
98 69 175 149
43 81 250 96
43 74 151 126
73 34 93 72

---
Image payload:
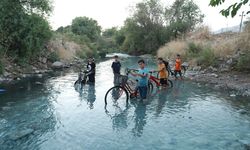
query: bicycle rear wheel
104 86 129 105
167 79 173 88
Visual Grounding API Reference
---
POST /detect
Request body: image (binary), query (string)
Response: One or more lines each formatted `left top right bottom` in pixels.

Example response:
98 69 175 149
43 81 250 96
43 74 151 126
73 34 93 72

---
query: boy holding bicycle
152 57 168 87
130 59 149 99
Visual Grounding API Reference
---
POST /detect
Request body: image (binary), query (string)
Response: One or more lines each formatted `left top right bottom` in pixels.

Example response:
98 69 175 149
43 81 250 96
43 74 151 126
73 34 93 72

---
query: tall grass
157 40 187 61
157 25 250 70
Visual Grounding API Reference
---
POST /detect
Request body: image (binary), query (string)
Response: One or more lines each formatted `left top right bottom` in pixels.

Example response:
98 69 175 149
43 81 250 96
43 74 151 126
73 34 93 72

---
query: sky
49 0 249 32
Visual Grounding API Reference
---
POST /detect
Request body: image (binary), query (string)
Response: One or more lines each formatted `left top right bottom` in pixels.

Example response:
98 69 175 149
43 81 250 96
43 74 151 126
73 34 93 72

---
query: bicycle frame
122 82 136 94
149 73 161 87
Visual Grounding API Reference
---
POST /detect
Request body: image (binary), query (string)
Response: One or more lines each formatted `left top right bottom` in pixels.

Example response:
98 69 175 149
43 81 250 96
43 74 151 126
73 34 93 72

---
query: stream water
0 56 250 150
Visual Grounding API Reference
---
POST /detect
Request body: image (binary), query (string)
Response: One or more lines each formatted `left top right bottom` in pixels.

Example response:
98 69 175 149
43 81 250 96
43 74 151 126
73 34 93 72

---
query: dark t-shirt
111 61 121 74
87 62 96 74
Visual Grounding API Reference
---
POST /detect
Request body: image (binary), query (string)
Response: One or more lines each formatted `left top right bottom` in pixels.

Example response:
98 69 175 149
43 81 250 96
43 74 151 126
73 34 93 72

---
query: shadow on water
130 100 147 137
76 84 96 109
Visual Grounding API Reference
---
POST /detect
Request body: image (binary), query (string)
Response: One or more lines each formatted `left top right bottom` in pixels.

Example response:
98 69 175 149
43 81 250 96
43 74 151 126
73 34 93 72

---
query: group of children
111 54 183 100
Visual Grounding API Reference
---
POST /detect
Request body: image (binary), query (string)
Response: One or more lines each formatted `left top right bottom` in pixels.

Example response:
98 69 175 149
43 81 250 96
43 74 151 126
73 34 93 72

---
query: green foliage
166 0 204 38
47 51 60 62
0 0 52 61
76 50 86 59
236 51 250 71
186 42 202 57
0 60 3 75
71 17 101 42
98 51 106 58
118 0 204 54
97 27 121 52
114 29 126 47
102 27 118 38
197 48 216 66
121 0 168 54
209 0 250 17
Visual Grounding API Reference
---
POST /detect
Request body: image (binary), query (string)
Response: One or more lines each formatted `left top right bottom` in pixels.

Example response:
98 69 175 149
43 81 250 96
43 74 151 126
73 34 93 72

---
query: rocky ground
187 68 250 97
0 57 84 84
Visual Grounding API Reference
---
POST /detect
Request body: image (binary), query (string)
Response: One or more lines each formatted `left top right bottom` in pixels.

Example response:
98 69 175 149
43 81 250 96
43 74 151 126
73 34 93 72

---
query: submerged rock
9 128 34 141
52 61 64 69
243 90 250 97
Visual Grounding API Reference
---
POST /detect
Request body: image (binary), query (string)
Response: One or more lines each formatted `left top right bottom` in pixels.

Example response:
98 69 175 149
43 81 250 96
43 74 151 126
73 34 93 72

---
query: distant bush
76 50 86 59
98 51 106 58
197 47 216 66
186 42 202 58
236 51 250 72
48 51 60 62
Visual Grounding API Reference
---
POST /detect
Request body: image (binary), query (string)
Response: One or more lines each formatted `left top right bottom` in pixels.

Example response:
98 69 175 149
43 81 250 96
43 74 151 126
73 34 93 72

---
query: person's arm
137 70 148 78
111 62 114 69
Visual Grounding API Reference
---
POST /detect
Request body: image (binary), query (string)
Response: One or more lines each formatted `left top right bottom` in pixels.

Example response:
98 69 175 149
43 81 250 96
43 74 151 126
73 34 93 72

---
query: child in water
130 59 149 99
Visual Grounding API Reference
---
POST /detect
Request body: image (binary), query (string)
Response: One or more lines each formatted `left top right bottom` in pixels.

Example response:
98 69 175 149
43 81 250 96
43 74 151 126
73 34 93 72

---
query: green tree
122 0 167 54
0 0 52 60
102 27 118 38
71 17 101 41
209 0 250 17
165 0 204 38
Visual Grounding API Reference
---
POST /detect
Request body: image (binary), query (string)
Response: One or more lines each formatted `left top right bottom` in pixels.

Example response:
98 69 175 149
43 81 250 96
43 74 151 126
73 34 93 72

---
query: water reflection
131 101 147 137
172 80 184 98
105 104 130 131
77 84 96 109
87 84 96 109
155 89 169 116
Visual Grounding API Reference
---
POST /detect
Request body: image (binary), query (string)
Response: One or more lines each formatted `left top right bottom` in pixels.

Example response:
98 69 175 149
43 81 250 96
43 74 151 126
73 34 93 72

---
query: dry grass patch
157 40 187 61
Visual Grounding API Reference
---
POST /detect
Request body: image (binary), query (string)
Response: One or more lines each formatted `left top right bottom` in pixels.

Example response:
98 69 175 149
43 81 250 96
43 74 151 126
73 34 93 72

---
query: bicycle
148 71 173 92
104 68 151 105
74 70 88 90
104 74 133 105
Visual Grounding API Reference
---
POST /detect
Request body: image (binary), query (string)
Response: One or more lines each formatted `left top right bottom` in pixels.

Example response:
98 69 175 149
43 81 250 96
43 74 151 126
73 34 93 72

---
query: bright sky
49 0 249 32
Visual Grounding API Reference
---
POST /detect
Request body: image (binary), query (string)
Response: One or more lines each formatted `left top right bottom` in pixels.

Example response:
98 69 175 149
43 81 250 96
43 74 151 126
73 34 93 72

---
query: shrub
186 42 202 58
236 51 250 72
48 51 60 62
197 47 216 67
76 50 86 59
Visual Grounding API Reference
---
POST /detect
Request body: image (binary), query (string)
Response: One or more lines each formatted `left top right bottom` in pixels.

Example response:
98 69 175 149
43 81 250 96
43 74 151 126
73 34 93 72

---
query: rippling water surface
0 57 250 150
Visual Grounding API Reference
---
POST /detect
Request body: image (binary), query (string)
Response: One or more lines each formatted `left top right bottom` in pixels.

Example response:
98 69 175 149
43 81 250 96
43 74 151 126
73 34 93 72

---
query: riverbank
0 56 85 85
187 70 250 97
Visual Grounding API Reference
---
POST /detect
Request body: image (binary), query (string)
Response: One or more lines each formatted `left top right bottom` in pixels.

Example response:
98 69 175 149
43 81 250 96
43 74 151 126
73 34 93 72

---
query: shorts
160 78 167 85
138 86 147 99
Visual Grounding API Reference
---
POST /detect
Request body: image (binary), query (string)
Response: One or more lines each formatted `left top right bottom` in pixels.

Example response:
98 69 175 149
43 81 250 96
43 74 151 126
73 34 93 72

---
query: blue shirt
137 68 149 87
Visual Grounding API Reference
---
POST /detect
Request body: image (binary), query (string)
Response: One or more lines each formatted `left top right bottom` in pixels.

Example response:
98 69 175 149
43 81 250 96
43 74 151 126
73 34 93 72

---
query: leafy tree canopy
209 0 250 17
71 17 101 41
0 0 52 60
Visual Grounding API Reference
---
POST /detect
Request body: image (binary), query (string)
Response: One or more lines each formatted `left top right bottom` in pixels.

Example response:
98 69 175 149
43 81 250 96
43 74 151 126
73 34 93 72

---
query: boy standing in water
111 55 121 85
153 57 168 87
86 57 96 83
130 59 149 99
174 54 183 80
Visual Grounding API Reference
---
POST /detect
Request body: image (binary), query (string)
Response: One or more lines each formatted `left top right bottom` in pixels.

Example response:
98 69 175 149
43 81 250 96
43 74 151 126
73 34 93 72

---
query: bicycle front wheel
104 86 129 105
148 81 154 94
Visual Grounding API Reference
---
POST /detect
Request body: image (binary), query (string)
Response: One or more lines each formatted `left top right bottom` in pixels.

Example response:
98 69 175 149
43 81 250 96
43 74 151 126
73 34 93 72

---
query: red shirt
175 58 181 71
